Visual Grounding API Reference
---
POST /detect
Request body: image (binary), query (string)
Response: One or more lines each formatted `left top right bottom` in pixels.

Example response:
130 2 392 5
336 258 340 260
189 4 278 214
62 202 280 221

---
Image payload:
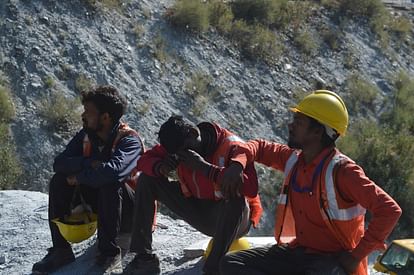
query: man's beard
83 120 104 136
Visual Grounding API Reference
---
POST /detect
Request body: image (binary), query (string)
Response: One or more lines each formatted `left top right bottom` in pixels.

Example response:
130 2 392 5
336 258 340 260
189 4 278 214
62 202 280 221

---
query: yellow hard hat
204 237 250 258
290 90 349 136
52 212 98 243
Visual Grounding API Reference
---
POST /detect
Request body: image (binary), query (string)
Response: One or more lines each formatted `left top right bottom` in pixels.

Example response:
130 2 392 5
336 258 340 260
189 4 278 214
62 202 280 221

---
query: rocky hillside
0 0 413 232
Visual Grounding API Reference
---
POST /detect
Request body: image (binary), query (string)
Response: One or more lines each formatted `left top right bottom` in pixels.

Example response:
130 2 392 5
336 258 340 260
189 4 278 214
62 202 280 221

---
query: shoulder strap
111 123 145 154
331 156 353 203
83 133 91 157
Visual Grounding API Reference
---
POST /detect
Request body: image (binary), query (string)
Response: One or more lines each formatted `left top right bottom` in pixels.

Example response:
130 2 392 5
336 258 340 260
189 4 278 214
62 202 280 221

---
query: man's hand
159 154 180 177
338 251 360 274
176 149 209 173
220 162 243 199
66 175 79 186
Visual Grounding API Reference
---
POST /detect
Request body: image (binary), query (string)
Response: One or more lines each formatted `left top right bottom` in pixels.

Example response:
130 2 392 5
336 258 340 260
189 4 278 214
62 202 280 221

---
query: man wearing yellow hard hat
32 86 144 274
220 90 402 275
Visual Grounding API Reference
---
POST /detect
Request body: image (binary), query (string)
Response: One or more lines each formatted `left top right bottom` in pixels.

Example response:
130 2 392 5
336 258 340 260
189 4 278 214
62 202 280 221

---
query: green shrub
168 0 210 33
369 11 390 47
389 16 412 39
338 122 414 236
321 26 342 50
44 75 56 89
337 0 385 18
38 93 81 134
0 85 15 123
231 0 279 26
136 101 152 115
344 73 379 112
131 23 145 40
320 0 340 9
338 72 414 236
382 71 414 133
191 95 209 116
208 0 234 33
230 0 303 28
0 123 22 190
333 0 393 46
153 33 169 63
229 20 282 63
75 74 95 93
275 0 313 30
0 82 20 190
0 71 8 86
294 29 319 55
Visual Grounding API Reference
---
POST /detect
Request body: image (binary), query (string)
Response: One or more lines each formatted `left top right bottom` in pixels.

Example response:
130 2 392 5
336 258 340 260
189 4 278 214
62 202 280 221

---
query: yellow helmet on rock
204 237 251 258
52 212 98 243
290 90 348 136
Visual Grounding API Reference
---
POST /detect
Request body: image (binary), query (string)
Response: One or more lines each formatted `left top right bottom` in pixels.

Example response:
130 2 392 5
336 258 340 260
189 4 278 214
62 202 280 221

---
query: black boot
32 247 75 273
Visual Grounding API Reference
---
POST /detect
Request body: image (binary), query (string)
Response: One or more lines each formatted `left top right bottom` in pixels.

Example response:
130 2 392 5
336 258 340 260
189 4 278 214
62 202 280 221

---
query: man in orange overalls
220 90 401 275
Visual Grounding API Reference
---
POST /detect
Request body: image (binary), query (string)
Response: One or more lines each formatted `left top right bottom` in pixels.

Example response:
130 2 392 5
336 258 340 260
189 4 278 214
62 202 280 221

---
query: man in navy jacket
33 85 143 274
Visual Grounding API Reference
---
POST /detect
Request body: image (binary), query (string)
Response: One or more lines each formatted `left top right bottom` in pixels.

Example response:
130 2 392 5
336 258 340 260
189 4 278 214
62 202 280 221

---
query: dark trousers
48 173 134 256
220 245 347 275
130 173 251 272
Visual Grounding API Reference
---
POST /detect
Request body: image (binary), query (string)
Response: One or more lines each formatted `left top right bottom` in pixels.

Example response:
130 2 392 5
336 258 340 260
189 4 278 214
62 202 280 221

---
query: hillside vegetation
0 75 21 190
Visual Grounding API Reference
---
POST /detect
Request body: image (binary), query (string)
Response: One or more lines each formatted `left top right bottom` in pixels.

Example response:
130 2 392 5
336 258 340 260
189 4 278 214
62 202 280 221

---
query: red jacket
137 122 263 227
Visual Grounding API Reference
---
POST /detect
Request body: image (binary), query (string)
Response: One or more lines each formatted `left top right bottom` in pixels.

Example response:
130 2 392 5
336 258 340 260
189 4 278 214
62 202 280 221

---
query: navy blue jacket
53 123 142 188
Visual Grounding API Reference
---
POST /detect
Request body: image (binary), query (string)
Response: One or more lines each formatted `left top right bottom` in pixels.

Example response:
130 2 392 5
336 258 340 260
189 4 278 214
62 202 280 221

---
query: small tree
168 0 210 33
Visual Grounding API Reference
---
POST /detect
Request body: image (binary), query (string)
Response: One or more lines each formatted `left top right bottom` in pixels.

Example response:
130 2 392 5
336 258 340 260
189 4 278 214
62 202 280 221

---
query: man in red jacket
128 115 263 275
220 90 402 275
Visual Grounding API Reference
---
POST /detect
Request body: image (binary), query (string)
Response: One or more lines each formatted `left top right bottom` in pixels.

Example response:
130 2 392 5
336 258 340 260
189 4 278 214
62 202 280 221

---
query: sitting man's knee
219 254 234 275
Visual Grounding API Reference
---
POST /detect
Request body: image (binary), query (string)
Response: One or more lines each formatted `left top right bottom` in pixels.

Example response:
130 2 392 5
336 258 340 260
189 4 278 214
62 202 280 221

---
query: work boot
32 246 75 273
95 253 123 275
124 253 160 275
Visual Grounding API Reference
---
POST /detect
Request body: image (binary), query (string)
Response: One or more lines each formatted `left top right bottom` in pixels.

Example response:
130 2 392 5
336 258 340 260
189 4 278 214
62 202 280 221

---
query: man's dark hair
308 117 337 147
81 85 127 122
158 115 193 154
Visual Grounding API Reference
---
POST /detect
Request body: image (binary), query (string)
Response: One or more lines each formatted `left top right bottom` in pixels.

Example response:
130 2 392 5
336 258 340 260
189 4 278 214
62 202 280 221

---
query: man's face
174 129 202 154
82 101 104 133
181 133 201 152
287 112 316 149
